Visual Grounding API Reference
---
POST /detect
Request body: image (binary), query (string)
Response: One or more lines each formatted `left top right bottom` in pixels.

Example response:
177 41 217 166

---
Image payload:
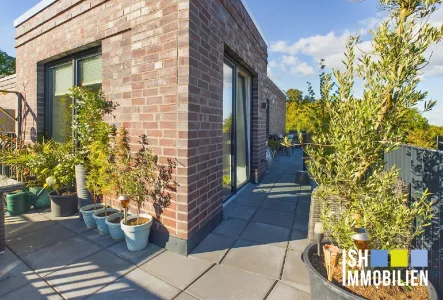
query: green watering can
4 187 50 216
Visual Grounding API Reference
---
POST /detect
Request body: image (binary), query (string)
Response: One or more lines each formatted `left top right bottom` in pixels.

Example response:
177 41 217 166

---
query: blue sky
1 0 442 125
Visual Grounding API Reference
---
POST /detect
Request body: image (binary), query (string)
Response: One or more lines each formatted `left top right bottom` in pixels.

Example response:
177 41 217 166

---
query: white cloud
291 62 315 76
424 107 443 126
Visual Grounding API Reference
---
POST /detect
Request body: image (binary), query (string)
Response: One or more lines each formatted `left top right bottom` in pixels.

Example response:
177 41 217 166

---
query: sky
1 0 442 125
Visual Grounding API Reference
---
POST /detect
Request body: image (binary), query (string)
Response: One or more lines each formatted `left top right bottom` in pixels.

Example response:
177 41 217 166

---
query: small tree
306 0 441 250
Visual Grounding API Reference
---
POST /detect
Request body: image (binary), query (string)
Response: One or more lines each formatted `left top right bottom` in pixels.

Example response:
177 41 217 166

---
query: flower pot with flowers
301 0 441 299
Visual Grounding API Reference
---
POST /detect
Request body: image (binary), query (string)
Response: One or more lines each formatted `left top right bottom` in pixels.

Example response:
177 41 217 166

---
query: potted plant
106 126 131 240
69 87 116 209
45 142 78 217
91 128 120 235
302 1 440 299
119 133 156 251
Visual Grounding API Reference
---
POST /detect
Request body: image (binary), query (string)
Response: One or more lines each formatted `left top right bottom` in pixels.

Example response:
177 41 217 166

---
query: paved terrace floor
0 148 312 300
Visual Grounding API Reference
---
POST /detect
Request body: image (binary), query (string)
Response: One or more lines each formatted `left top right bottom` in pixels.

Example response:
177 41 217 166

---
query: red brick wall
14 0 285 250
15 0 190 240
265 77 286 135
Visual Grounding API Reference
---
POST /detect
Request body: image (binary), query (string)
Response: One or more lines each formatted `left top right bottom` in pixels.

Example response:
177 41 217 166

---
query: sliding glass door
223 59 251 201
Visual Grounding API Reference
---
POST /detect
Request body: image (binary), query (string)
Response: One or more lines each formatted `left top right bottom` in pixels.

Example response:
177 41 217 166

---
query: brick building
1 0 286 254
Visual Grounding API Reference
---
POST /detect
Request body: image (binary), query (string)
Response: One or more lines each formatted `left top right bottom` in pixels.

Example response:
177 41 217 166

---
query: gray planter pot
80 204 104 228
303 243 438 300
49 191 78 217
106 212 125 240
121 214 153 251
93 208 119 235
75 164 92 209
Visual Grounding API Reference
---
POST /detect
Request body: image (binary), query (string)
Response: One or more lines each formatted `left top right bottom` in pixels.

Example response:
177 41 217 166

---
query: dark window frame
223 55 253 201
44 48 101 139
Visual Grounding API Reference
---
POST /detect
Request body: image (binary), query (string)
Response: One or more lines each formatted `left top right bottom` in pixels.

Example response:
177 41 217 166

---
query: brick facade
265 77 286 135
12 0 285 254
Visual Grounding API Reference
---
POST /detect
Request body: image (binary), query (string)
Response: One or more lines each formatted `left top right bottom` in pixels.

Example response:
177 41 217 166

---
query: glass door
222 59 251 201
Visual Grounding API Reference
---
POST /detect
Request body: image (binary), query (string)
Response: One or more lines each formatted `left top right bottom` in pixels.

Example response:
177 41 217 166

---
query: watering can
4 187 50 216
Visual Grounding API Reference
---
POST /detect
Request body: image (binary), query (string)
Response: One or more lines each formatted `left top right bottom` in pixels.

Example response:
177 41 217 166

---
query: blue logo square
370 250 388 267
411 250 428 267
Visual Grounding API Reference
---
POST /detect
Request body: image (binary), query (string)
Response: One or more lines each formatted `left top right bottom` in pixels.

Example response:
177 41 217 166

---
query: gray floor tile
252 208 294 228
233 195 266 207
45 250 135 300
281 250 310 294
107 241 165 266
21 236 102 277
223 203 256 220
212 218 248 238
81 228 121 248
295 202 310 215
87 268 180 300
288 230 309 253
222 239 286 279
267 193 298 202
0 246 17 265
241 221 290 248
6 223 76 256
0 259 40 297
140 251 213 289
1 279 62 300
175 292 197 300
190 233 235 263
5 213 54 239
261 198 296 212
267 281 311 300
186 264 275 300
293 214 309 231
57 216 93 234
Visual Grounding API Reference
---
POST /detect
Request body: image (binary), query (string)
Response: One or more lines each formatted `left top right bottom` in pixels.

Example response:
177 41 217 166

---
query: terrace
0 149 312 300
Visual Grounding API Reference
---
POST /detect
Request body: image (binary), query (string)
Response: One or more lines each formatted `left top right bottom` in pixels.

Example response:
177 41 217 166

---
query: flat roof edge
240 0 267 45
14 0 57 28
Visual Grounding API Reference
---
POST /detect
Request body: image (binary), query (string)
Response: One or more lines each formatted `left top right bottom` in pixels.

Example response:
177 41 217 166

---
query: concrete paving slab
5 213 54 239
107 241 164 266
267 193 298 202
261 198 296 212
288 230 309 253
1 279 62 300
190 233 235 263
21 236 102 277
87 268 180 300
267 281 311 300
45 249 135 300
223 202 256 220
0 246 17 265
81 228 121 248
6 223 76 256
240 221 290 248
281 250 310 294
222 239 286 279
212 218 248 238
292 214 309 231
175 292 197 300
0 259 40 297
295 202 311 215
252 208 294 228
57 216 93 234
140 250 213 290
233 194 266 207
186 264 275 300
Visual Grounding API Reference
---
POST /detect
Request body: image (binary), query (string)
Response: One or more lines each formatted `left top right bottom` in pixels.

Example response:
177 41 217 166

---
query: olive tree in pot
69 87 116 210
120 134 157 251
91 128 120 235
302 0 441 299
45 142 78 217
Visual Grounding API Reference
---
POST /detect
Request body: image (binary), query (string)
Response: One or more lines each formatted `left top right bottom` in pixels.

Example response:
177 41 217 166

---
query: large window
46 50 102 142
223 58 251 201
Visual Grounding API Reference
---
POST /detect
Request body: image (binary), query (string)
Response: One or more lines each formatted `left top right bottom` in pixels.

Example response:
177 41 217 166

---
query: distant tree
285 89 304 103
0 50 16 77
